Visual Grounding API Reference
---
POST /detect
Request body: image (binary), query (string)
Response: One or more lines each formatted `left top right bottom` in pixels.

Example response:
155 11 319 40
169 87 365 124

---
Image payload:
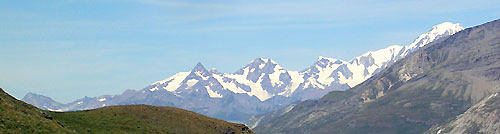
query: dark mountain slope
0 88 75 133
426 92 500 134
255 19 500 134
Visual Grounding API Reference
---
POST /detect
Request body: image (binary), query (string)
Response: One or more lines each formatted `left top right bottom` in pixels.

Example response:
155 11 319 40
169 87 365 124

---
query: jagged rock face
255 19 500 134
427 93 500 134
23 22 464 123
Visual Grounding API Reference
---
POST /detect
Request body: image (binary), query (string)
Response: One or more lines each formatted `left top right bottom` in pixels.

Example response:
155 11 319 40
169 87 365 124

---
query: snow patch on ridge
205 86 223 98
316 62 343 86
269 65 286 87
150 72 190 92
194 71 210 80
212 74 248 94
186 79 199 88
278 71 304 97
225 67 272 101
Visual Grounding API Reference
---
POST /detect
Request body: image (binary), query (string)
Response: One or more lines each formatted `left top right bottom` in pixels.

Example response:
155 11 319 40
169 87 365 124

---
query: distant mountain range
23 22 464 123
254 19 500 133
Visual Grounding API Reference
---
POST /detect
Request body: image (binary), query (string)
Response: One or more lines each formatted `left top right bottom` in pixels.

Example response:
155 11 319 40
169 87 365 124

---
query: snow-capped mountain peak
149 72 190 92
178 62 218 92
148 63 211 93
403 22 464 56
413 22 463 48
236 58 285 83
303 22 463 89
225 58 293 101
430 22 463 35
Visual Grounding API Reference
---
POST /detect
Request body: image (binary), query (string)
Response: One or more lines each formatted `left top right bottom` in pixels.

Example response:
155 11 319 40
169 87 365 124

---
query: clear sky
1 0 499 103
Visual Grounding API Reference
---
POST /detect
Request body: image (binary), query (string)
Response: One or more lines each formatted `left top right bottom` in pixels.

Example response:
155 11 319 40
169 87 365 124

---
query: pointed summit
238 58 271 73
192 62 208 73
185 62 211 81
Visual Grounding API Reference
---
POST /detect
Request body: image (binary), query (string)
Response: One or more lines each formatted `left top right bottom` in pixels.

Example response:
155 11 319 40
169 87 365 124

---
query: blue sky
1 0 499 103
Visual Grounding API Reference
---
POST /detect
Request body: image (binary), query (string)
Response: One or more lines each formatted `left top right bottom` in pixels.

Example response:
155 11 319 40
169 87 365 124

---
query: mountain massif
22 22 465 123
254 19 500 133
1 88 253 133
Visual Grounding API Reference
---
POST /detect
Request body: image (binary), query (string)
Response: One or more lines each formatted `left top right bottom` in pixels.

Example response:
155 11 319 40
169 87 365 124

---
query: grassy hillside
0 88 76 133
50 105 252 134
0 88 252 134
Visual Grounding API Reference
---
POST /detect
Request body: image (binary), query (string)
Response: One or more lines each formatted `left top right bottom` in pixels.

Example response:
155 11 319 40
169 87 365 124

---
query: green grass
0 88 253 134
50 105 252 134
